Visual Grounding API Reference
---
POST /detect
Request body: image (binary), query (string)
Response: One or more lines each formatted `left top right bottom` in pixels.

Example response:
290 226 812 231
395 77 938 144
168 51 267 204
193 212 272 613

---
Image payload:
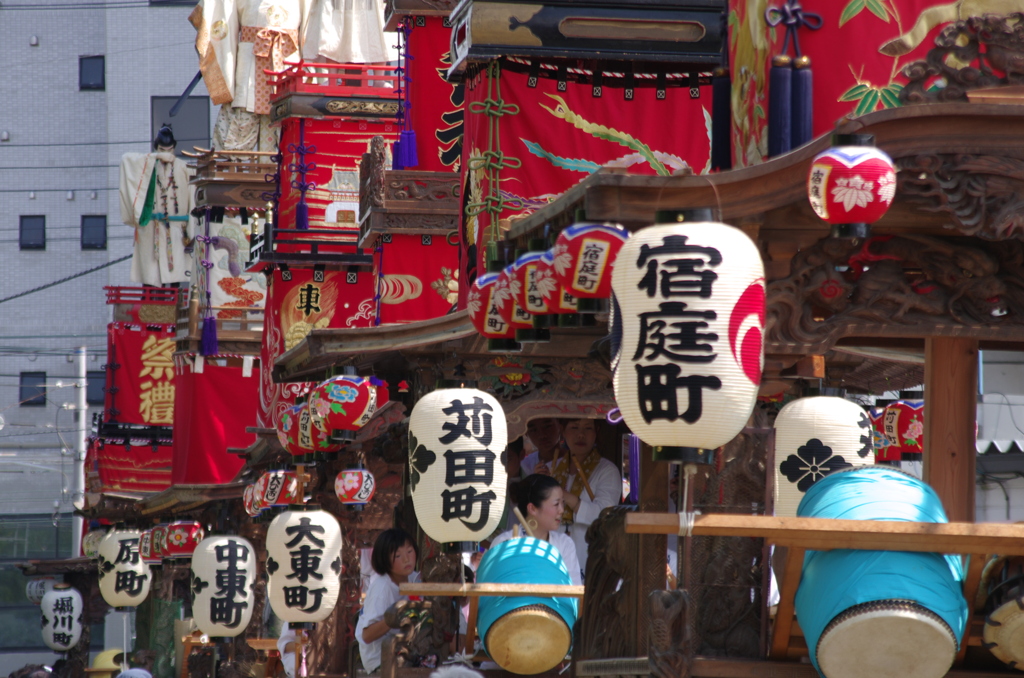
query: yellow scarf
552 446 601 523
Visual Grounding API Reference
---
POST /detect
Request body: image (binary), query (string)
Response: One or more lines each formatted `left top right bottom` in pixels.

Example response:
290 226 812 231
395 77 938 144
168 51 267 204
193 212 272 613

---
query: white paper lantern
266 507 342 623
409 388 508 544
610 218 765 451
41 584 83 652
25 577 57 605
97 529 152 608
773 396 875 517
191 536 257 637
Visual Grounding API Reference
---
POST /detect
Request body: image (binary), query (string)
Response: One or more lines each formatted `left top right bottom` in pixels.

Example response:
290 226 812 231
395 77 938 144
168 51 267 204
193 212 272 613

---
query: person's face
563 419 597 458
527 418 562 452
529 485 565 534
390 542 417 577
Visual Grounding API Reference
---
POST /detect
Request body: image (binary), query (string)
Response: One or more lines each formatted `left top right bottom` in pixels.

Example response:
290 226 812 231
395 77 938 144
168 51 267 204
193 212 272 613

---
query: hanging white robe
303 0 389 64
119 152 195 286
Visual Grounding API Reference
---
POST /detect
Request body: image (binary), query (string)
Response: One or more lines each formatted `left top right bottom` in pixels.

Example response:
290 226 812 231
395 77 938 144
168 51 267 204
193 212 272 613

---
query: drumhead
485 604 571 675
983 595 1024 668
816 600 956 678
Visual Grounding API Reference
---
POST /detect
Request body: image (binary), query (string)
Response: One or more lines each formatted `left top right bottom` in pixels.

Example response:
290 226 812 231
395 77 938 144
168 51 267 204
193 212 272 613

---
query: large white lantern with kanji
41 584 83 652
610 212 765 454
774 396 875 517
97 529 151 608
266 507 342 623
191 536 256 637
409 388 508 544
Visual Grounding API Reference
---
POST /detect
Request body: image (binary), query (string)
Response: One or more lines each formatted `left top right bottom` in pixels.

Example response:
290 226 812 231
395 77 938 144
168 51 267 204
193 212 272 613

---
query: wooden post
636 442 669 655
923 337 978 523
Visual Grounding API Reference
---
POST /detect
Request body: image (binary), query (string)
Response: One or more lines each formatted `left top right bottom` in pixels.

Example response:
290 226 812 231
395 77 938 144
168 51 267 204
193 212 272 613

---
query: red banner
460 64 713 295
89 437 172 493
729 0 951 167
105 323 177 426
375 233 459 324
407 17 464 173
257 267 376 428
171 361 255 484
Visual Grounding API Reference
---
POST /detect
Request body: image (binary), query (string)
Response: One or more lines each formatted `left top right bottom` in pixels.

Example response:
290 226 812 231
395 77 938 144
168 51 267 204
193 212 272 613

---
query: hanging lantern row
275 375 384 464
610 210 766 464
807 133 896 239
468 221 630 349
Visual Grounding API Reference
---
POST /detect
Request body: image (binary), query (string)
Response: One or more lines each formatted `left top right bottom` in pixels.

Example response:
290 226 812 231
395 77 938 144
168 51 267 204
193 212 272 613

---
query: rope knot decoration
764 1 822 57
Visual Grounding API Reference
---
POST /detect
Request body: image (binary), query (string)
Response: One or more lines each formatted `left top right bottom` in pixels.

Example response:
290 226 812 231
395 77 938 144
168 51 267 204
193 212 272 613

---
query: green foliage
839 82 903 116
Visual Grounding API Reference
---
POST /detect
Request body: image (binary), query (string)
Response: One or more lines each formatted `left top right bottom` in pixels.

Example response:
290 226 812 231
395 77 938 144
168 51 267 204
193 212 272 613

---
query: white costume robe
119 152 195 286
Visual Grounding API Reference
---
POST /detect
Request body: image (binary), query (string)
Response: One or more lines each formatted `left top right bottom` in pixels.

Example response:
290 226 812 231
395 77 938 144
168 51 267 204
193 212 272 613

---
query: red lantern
467 271 517 339
882 399 924 461
552 222 630 301
163 521 204 559
151 525 168 558
373 378 390 408
308 376 378 433
275 403 307 460
139 529 160 565
497 266 533 331
538 249 578 314
808 134 896 234
243 484 261 517
335 468 376 506
257 470 302 507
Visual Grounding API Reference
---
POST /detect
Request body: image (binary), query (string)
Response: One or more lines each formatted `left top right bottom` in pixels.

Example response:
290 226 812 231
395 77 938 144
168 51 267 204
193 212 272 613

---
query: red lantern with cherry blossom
508 251 552 343
552 222 630 312
497 266 533 332
335 467 376 507
163 521 204 559
467 271 518 351
308 376 378 435
881 399 924 462
808 134 896 239
275 403 308 461
257 470 302 507
538 249 578 316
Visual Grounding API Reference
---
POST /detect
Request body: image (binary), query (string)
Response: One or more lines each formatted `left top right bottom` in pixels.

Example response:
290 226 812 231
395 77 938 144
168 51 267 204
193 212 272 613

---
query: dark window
86 371 106 405
19 373 46 407
151 96 210 156
81 215 107 250
19 216 45 250
79 56 105 91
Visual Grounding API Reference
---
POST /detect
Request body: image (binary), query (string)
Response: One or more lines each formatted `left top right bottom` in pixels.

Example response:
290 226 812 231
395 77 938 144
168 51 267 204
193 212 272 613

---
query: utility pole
72 346 87 558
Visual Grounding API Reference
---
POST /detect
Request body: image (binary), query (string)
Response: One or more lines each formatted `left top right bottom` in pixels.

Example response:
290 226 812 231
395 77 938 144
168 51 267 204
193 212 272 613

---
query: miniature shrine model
18 2 1024 678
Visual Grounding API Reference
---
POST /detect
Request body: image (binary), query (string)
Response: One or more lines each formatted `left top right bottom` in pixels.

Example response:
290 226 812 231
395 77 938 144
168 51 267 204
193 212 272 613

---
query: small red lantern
335 467 376 507
538 249 578 314
508 251 552 342
243 484 261 517
552 222 630 311
257 470 302 507
308 376 378 434
468 271 519 350
163 521 204 559
497 266 533 331
808 134 896 238
882 399 924 461
139 529 160 565
275 403 308 460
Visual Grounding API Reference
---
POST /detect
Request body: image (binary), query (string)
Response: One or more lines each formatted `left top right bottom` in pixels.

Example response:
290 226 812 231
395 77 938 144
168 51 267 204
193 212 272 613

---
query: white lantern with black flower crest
610 211 765 457
409 388 508 545
191 536 256 637
97 529 151 608
773 396 875 517
41 584 83 652
266 507 342 623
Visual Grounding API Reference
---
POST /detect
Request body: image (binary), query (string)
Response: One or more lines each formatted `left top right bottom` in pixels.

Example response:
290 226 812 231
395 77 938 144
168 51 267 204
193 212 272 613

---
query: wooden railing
175 293 264 350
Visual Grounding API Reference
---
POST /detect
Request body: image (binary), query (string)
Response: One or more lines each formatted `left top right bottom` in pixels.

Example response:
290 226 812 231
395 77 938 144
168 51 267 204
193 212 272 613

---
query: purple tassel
200 315 218 356
295 202 309 230
369 376 384 387
628 434 640 504
392 136 406 170
767 55 793 157
398 130 418 168
791 56 813 148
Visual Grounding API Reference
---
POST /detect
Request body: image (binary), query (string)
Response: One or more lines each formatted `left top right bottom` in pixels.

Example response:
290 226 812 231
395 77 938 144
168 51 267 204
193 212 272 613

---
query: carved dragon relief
766 234 1024 353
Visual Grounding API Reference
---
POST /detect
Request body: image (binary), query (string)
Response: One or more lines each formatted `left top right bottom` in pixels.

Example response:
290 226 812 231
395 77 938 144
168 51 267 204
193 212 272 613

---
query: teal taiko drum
794 466 968 678
476 537 578 674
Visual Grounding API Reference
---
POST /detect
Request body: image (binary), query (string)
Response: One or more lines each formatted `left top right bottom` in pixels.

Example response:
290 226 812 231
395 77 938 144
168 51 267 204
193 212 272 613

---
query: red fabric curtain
407 17 464 172
105 323 177 426
91 437 173 493
375 233 459 324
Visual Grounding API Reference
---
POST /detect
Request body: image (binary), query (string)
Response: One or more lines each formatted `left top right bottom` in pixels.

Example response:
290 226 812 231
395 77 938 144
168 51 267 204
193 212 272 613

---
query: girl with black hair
354 528 421 673
488 474 583 585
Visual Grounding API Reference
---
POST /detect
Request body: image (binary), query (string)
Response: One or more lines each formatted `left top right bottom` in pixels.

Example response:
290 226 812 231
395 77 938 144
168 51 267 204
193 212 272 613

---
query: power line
0 254 131 306
0 137 209 148
0 2 154 10
0 165 118 170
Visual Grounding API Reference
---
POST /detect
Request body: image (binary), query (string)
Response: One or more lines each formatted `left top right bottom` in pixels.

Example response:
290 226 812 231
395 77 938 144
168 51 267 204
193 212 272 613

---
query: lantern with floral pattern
335 467 376 507
467 272 518 350
308 376 378 435
808 134 896 238
508 251 552 342
552 221 630 311
164 521 204 559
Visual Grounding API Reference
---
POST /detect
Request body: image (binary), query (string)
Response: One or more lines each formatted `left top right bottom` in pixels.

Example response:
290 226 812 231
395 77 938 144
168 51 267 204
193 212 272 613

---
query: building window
86 371 106 405
81 215 107 250
151 96 210 155
19 216 45 250
19 373 46 407
79 56 105 91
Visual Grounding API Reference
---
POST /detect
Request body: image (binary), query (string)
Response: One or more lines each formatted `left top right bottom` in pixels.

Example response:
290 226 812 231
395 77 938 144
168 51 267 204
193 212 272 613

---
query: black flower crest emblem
190 572 209 604
266 556 279 575
779 438 853 492
856 412 872 458
408 432 436 492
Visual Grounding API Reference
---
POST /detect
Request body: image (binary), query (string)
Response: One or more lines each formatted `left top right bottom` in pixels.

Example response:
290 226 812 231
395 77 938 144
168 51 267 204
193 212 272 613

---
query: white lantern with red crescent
191 536 256 637
610 211 765 453
808 134 896 236
266 507 343 623
409 388 508 544
41 584 83 651
773 396 875 517
336 468 377 506
97 529 152 607
308 376 378 433
552 222 630 309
